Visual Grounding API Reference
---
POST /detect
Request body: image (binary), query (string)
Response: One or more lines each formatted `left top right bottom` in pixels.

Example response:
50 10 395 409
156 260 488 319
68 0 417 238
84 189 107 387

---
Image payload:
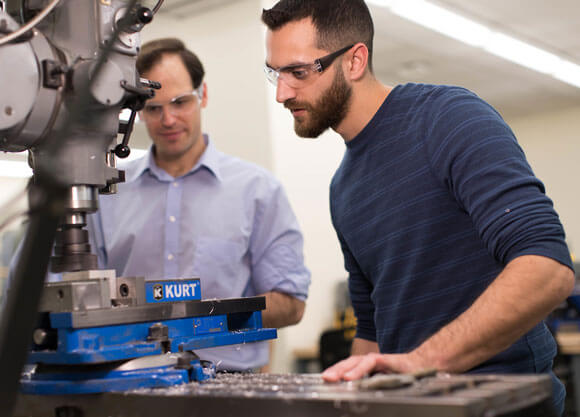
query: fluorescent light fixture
553 61 580 88
367 0 580 88
0 148 148 178
386 0 492 47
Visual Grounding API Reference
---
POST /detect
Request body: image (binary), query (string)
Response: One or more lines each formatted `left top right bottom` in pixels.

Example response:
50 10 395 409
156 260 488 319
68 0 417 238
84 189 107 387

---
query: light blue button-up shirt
87 136 310 370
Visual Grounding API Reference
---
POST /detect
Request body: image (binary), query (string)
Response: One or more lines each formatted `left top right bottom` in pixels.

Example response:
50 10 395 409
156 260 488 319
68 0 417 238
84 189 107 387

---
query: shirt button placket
165 180 182 277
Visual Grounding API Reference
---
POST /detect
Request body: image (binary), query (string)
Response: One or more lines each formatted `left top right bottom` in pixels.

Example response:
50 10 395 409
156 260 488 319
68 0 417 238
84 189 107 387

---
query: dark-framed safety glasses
264 44 355 88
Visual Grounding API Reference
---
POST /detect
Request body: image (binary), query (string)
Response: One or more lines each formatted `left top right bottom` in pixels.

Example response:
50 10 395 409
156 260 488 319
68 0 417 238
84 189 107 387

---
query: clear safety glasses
140 86 204 122
264 44 354 89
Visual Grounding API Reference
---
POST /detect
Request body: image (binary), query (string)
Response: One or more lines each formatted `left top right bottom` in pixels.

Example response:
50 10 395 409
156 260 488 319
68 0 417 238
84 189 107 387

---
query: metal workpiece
61 269 115 290
14 373 556 417
60 271 147 307
62 269 117 281
114 276 147 306
39 279 111 312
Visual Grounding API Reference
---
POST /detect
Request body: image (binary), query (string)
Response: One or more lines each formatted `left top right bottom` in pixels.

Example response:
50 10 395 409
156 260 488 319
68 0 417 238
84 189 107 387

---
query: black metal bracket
0 179 68 417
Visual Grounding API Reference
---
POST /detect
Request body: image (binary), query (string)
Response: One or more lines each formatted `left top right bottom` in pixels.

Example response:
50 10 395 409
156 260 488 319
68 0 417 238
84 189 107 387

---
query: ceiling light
367 0 580 88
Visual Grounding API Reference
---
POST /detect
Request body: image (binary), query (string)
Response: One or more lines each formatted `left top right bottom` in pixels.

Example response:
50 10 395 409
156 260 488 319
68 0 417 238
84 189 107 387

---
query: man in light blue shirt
87 38 310 371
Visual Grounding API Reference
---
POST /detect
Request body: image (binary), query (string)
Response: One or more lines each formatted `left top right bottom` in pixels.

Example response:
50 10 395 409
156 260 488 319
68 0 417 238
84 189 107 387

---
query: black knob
114 144 131 158
137 7 154 24
175 351 198 370
147 323 169 341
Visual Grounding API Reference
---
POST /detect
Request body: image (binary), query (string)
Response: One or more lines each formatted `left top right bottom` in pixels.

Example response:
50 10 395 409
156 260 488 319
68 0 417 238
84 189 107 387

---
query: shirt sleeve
246 177 311 301
336 230 377 342
425 87 572 269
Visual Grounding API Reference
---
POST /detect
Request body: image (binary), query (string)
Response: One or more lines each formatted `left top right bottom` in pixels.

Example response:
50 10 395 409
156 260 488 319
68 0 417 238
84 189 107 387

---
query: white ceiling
157 0 580 120
371 0 580 119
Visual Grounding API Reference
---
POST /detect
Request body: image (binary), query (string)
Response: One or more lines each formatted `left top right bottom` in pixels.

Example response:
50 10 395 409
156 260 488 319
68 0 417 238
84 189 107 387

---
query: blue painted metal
193 314 227 335
20 358 216 395
29 313 276 364
145 279 201 303
177 328 276 352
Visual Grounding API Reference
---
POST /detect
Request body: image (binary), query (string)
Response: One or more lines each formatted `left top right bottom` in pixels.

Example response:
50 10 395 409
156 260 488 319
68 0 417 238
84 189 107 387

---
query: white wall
507 106 580 258
133 0 273 170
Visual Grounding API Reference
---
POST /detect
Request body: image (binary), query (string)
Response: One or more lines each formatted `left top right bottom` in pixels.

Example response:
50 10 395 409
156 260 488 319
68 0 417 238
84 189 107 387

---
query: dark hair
136 38 205 88
261 0 374 72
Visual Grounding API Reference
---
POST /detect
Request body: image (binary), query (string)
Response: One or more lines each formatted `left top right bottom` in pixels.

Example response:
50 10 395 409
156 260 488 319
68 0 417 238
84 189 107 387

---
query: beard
285 67 352 138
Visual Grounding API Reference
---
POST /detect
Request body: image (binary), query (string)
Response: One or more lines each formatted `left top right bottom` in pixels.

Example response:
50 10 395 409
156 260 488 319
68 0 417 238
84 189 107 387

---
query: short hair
261 0 374 72
136 38 205 88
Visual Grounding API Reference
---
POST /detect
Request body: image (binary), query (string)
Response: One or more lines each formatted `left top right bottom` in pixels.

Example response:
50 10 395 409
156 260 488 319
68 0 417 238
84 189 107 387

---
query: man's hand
322 351 426 382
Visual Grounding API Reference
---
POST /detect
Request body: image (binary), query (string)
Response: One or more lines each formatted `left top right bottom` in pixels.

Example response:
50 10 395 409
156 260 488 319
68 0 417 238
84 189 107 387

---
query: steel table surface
14 372 555 417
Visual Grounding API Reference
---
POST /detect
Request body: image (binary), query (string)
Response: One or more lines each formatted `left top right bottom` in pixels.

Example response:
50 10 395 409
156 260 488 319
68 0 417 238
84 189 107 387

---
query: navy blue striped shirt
330 84 572 378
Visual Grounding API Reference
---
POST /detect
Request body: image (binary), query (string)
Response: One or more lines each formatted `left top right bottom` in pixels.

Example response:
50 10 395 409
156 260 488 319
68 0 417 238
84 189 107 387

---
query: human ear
200 82 208 108
346 43 369 81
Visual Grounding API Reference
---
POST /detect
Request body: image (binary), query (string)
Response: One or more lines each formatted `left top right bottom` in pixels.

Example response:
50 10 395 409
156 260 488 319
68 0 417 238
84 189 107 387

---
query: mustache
284 99 311 111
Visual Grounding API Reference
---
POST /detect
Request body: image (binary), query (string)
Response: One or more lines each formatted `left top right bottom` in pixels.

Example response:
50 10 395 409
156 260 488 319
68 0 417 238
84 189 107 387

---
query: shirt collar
124 134 223 183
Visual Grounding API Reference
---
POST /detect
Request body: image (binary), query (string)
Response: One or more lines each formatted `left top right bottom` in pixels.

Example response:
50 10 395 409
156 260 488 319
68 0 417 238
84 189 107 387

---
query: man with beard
262 1 574 414
85 38 311 371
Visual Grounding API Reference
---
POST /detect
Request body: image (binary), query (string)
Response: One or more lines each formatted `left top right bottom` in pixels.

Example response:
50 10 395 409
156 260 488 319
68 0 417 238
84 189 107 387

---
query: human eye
143 104 162 115
280 65 311 81
266 66 276 76
172 95 194 107
289 68 310 80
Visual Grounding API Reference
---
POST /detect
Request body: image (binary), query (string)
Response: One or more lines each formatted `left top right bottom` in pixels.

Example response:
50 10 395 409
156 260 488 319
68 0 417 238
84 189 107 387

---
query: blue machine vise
21 272 276 394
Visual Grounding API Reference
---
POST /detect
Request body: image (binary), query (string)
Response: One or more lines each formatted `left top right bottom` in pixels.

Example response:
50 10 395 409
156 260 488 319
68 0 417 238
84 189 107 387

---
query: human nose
160 106 177 126
275 78 297 104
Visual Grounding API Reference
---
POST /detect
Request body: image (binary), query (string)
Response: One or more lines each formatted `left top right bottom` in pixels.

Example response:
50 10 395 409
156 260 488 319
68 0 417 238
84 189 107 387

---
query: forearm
351 338 379 355
412 255 574 373
261 291 305 328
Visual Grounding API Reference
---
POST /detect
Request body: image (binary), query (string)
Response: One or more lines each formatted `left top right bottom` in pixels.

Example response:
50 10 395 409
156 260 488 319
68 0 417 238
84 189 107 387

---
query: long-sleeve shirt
88 136 310 370
330 83 572 411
